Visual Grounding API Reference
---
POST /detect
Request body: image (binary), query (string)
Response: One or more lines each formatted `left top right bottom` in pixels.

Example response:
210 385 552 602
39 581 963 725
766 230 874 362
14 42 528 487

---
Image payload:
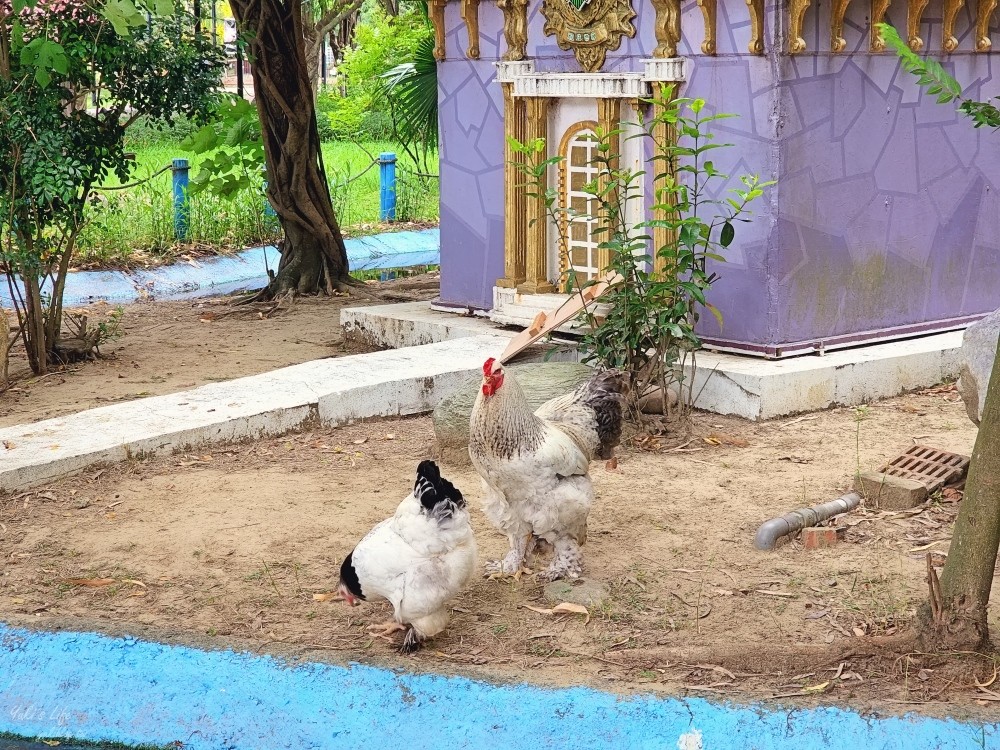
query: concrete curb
1 623 996 750
0 229 439 308
0 332 504 492
343 304 964 420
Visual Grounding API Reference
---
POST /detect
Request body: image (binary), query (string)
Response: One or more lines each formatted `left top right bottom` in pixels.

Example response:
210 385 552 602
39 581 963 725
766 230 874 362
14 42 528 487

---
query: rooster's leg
536 537 583 582
485 531 532 578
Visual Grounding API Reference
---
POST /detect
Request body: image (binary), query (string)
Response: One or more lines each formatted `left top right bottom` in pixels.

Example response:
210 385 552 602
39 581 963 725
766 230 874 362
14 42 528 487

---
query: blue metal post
262 180 276 219
172 158 190 241
379 152 397 222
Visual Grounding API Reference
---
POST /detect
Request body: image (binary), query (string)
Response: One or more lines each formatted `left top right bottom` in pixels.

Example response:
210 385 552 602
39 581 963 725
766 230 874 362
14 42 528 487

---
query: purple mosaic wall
437 0 1000 352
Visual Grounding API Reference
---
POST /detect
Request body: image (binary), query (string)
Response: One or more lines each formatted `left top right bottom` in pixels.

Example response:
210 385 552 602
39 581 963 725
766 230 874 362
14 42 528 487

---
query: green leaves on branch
879 22 1000 129
102 0 175 36
181 96 266 199
19 38 67 86
876 23 961 104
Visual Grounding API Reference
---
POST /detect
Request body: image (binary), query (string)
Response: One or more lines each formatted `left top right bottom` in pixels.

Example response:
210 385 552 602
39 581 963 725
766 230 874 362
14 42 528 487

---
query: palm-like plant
378 31 438 175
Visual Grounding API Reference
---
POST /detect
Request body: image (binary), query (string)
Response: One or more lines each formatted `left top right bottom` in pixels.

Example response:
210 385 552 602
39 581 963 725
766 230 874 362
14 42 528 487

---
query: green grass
75 140 439 268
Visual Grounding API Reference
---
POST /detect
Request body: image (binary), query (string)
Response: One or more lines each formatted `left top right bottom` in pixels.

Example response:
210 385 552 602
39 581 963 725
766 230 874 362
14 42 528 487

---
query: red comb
483 357 496 375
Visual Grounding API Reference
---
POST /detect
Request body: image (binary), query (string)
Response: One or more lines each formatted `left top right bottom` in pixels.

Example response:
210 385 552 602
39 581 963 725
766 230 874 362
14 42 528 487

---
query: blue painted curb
1 623 997 750
0 228 439 309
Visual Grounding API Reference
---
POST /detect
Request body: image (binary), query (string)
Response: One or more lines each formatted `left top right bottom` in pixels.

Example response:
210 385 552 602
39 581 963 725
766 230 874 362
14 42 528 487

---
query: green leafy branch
878 23 1000 129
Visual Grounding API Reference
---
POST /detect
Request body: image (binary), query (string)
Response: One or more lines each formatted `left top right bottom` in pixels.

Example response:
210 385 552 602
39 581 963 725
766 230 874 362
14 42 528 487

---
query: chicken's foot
485 532 533 579
368 621 407 640
536 537 583 582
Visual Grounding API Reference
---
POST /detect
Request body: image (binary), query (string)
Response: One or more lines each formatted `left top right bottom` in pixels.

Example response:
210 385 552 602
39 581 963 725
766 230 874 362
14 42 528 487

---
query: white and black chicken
469 358 627 581
336 460 477 653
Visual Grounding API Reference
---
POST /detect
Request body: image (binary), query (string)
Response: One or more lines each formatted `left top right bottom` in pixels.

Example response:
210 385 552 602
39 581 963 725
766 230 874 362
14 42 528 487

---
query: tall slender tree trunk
229 0 352 297
919 334 1000 651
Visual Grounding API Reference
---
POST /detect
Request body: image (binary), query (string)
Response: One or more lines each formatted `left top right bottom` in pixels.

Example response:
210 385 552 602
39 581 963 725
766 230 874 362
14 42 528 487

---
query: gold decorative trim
696 0 717 54
650 83 677 279
942 0 965 51
518 97 557 295
870 0 891 49
651 0 682 57
461 0 481 58
976 0 998 50
498 0 529 61
498 83 526 289
429 0 447 61
557 120 600 283
788 0 811 53
907 0 930 49
541 0 637 72
746 0 765 53
830 0 852 51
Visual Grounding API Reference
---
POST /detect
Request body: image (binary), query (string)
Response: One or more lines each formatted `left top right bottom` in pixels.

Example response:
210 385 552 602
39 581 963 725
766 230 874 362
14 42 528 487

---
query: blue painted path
0 229 439 309
1 623 997 750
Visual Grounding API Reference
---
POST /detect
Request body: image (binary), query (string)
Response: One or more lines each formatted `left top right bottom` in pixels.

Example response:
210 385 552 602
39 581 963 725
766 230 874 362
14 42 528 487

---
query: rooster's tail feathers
585 369 627 459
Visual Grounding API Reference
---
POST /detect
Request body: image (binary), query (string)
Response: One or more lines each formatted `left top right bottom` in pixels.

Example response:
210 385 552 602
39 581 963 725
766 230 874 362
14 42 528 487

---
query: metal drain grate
878 445 970 492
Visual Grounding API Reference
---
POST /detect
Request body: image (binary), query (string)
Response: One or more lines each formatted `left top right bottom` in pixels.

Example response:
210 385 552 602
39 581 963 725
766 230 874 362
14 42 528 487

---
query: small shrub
512 92 773 427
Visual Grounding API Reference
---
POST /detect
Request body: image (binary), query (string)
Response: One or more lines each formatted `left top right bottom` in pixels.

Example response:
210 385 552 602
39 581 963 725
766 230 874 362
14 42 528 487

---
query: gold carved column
596 98 622 275
498 82 527 288
650 83 677 278
518 96 556 294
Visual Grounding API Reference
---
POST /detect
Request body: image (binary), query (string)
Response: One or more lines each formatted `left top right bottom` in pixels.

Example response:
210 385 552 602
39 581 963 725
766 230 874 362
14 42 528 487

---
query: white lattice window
560 124 601 283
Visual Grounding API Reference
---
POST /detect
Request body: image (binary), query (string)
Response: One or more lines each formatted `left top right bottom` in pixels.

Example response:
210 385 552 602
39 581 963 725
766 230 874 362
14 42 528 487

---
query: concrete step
341 302 963 421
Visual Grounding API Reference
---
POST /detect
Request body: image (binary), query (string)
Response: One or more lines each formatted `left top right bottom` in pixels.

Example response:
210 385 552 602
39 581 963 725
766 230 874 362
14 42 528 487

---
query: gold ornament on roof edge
541 0 637 72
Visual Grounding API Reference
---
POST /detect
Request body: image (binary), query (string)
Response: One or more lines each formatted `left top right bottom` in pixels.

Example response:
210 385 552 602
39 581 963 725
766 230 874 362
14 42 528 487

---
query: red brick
801 526 838 550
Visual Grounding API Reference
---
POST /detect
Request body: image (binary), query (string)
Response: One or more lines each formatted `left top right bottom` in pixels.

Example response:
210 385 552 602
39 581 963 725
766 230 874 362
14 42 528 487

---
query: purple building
427 0 1000 358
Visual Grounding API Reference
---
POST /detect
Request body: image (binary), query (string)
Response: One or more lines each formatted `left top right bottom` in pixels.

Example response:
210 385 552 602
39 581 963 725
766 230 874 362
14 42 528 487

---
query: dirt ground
0 275 438 429
2 380 997 717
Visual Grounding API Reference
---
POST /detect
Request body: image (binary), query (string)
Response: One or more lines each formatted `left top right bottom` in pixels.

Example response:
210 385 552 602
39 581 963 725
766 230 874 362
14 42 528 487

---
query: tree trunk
919 334 1000 651
303 15 323 95
229 0 352 298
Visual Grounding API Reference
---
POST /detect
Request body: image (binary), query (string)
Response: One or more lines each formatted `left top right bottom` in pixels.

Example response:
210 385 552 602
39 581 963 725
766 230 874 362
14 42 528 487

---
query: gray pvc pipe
753 492 861 551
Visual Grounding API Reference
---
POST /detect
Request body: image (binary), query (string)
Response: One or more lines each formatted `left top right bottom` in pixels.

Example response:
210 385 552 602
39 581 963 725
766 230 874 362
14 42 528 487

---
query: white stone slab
0 335 507 492
341 302 507 348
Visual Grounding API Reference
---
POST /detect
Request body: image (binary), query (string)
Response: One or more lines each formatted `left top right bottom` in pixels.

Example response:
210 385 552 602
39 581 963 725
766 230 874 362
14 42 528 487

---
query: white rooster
469 358 627 581
336 460 477 653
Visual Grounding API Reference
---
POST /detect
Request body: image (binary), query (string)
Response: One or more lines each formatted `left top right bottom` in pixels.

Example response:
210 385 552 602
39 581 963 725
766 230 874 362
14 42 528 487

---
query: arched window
558 122 600 285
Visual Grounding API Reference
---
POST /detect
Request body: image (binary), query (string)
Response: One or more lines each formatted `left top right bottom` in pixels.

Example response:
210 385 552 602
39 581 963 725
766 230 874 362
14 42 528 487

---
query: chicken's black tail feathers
414 460 466 519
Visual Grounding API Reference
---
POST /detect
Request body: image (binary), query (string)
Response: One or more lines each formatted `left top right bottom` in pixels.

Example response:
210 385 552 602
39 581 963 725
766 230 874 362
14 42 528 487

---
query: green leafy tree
229 0 363 297
0 0 223 374
881 21 1000 652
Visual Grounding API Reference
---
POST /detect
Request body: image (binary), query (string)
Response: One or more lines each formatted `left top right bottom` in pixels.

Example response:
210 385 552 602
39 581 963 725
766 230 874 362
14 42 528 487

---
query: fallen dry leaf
705 433 750 448
352 438 368 445
65 578 115 587
803 681 830 693
523 602 591 624
605 456 619 470
121 579 147 588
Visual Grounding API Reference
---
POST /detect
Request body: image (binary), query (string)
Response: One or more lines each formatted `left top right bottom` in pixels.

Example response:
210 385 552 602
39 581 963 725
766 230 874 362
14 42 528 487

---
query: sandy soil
2 383 996 716
0 276 438 429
